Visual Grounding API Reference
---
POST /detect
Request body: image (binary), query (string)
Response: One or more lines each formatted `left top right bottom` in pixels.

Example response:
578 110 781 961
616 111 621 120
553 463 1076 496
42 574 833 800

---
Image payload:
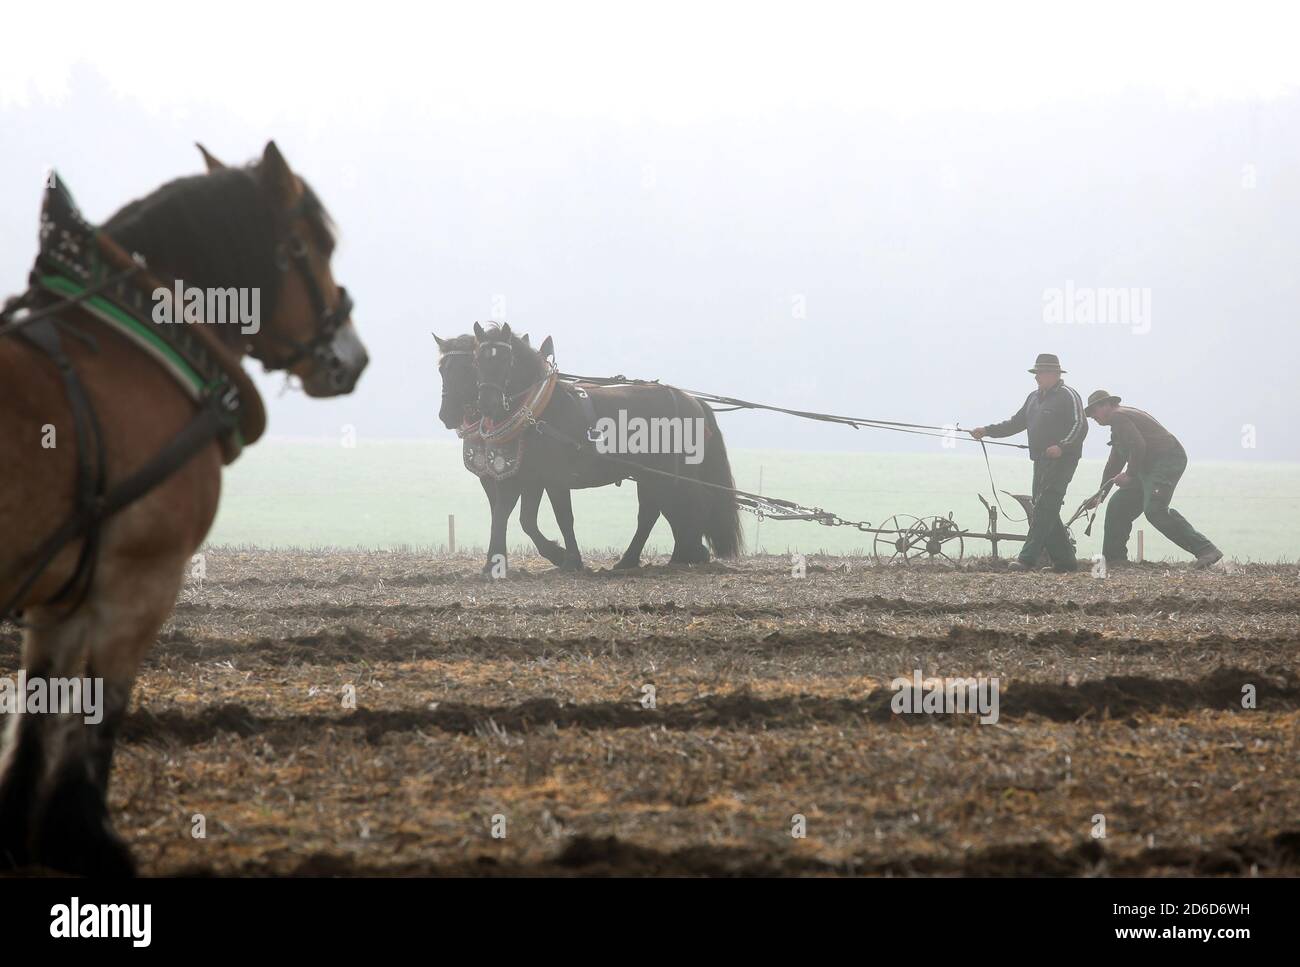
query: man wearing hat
970 354 1087 572
1082 391 1222 568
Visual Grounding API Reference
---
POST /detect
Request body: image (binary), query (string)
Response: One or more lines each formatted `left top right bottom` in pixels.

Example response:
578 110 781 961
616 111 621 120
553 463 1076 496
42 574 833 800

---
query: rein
553 371 1029 449
521 401 879 531
979 439 1027 524
553 368 1034 526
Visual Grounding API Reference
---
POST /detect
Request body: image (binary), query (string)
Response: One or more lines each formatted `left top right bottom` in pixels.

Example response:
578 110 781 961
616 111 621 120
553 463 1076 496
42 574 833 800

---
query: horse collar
479 365 558 445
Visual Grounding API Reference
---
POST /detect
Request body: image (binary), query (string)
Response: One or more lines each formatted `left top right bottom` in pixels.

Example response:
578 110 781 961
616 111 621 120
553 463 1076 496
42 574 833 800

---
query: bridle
469 335 559 445
474 335 518 413
439 349 480 431
248 202 354 374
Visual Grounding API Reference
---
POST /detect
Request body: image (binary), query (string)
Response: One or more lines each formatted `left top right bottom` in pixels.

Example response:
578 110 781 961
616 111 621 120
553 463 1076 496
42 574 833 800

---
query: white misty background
2 2 1297 461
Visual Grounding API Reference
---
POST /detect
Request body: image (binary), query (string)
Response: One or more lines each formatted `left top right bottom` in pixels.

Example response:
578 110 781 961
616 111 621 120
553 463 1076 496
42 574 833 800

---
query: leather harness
0 175 349 624
450 337 599 482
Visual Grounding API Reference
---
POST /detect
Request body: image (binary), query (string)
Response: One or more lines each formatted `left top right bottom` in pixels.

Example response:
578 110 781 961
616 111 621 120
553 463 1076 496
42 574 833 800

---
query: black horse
467 322 742 575
435 331 578 570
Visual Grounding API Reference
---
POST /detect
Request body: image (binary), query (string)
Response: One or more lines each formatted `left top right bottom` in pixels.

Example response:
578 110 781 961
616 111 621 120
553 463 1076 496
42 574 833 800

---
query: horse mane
101 166 335 346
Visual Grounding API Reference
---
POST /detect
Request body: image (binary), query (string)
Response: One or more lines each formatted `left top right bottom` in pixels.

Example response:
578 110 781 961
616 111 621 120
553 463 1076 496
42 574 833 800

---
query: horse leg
684 516 711 564
688 537 711 564
614 482 661 569
520 481 565 566
483 478 522 577
0 612 91 870
664 502 691 565
682 475 711 564
661 489 710 565
29 554 187 877
547 486 584 571
659 478 704 564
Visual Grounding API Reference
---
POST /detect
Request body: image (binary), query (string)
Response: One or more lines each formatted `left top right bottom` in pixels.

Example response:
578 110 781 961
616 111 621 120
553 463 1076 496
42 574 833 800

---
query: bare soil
2 550 1297 876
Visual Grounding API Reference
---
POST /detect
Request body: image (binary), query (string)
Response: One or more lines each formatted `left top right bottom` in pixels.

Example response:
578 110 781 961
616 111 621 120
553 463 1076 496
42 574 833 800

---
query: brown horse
0 142 367 875
470 322 742 574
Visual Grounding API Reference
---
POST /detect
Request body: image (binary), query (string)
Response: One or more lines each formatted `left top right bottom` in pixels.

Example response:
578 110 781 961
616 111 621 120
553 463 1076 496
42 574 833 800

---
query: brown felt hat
1028 352 1066 374
1085 389 1122 414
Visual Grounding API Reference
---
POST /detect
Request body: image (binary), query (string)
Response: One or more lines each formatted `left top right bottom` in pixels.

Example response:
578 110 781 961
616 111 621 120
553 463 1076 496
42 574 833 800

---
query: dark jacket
1102 406 1182 478
985 380 1087 460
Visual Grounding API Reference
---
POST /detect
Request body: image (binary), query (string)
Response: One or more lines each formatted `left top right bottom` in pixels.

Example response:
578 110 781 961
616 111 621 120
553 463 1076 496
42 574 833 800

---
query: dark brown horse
469 322 742 574
0 142 367 875
436 331 577 570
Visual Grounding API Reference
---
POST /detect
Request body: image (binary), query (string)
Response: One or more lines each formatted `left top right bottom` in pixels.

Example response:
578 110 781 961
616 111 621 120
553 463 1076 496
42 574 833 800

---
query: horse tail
696 402 744 558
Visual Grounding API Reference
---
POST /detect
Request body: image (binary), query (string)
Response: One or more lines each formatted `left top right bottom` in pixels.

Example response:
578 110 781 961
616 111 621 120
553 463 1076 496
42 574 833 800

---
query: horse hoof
32 769 137 877
38 826 137 878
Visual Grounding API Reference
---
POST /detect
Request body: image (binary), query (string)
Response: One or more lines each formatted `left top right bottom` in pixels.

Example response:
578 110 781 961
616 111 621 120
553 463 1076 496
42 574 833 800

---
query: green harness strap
35 272 245 450
39 273 205 393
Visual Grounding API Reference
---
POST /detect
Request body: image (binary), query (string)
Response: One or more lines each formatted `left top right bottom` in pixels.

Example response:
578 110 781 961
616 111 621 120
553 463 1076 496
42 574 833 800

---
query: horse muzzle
440 399 476 430
477 385 509 420
303 321 368 397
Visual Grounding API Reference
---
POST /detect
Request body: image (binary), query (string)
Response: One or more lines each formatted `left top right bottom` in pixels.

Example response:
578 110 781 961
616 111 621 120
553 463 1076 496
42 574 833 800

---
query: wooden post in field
755 466 763 556
1136 529 1144 563
448 515 456 555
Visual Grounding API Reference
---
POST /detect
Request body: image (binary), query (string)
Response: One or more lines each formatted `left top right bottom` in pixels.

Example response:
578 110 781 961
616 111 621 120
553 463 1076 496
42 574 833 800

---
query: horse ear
520 333 531 349
196 143 226 172
539 336 554 360
473 322 486 341
259 140 300 205
432 333 448 350
501 322 512 338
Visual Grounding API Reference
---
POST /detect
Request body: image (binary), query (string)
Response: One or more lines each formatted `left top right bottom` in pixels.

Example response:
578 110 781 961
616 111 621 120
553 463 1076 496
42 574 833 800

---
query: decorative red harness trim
478 368 559 445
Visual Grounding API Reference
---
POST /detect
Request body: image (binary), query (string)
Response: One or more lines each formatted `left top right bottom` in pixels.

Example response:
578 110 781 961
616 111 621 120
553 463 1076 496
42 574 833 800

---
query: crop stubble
2 549 1296 875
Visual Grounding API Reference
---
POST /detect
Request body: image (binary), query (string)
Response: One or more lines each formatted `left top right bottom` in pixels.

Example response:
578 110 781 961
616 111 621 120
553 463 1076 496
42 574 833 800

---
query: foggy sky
3 6 1297 463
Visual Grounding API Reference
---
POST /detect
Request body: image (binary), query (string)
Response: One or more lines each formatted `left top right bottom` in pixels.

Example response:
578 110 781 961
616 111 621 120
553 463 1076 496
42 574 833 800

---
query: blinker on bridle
439 348 478 412
474 337 517 403
437 349 482 428
250 201 353 374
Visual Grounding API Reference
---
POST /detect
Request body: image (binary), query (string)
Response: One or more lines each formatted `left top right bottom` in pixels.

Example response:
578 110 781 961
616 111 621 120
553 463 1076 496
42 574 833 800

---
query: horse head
437 329 550 430
434 332 480 430
471 322 548 421
106 141 368 397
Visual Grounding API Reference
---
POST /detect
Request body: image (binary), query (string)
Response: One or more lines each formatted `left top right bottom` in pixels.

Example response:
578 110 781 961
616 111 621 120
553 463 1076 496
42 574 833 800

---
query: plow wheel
915 515 964 564
873 514 965 565
872 514 923 564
